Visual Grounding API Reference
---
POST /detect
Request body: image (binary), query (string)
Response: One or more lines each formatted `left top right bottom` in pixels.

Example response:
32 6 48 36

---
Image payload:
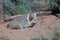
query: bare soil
0 15 60 40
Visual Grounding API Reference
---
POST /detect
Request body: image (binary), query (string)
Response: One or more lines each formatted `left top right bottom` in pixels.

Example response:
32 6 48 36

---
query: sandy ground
0 15 60 40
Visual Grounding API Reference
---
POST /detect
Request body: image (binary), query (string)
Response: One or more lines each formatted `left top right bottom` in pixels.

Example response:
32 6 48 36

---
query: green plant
0 36 9 40
51 30 60 40
42 37 49 40
31 37 49 40
30 30 60 40
11 5 29 15
31 37 40 40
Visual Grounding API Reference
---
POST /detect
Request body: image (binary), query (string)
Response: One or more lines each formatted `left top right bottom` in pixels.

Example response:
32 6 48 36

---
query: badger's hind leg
12 25 20 29
7 24 20 29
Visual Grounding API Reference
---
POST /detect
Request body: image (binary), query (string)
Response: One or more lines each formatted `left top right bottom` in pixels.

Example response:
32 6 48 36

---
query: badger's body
7 13 37 30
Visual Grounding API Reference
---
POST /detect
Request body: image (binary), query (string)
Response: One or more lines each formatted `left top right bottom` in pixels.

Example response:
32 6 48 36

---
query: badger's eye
29 17 34 21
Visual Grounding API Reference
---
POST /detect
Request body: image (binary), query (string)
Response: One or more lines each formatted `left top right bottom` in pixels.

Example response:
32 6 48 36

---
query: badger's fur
7 13 37 30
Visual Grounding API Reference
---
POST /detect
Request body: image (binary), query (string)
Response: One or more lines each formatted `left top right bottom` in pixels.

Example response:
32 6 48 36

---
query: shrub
11 5 29 15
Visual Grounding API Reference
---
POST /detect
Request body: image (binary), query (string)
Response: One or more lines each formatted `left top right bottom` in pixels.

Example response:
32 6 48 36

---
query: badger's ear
34 13 37 17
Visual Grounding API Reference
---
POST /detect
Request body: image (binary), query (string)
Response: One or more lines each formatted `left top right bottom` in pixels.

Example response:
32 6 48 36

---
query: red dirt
0 15 60 40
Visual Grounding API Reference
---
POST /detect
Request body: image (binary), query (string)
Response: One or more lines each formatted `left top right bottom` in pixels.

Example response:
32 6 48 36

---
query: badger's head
26 13 37 23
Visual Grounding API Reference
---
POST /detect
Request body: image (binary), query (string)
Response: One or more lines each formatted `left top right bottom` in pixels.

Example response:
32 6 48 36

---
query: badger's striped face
27 13 37 21
29 13 36 21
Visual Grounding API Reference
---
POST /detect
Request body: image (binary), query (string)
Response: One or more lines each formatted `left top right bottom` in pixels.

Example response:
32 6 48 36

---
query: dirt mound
0 15 60 40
